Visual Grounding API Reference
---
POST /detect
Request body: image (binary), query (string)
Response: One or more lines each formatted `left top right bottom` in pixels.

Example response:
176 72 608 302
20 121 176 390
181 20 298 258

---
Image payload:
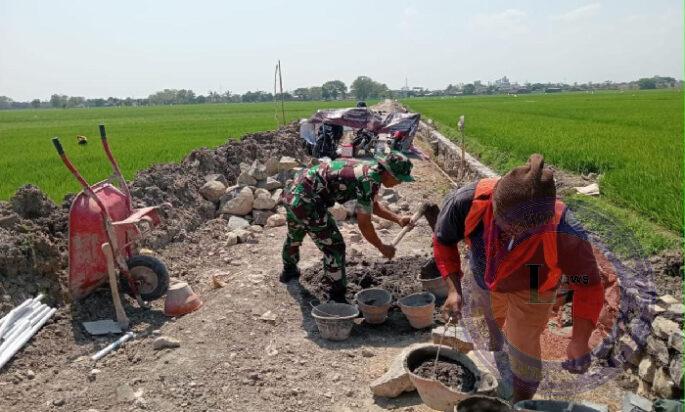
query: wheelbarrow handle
99 124 107 140
51 137 64 155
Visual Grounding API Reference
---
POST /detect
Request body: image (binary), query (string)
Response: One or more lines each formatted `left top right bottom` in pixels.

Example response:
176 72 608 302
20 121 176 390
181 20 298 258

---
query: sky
0 0 683 100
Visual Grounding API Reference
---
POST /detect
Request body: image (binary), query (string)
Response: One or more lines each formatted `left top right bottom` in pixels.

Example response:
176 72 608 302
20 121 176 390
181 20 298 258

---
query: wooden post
273 64 279 128
278 60 286 125
458 115 465 178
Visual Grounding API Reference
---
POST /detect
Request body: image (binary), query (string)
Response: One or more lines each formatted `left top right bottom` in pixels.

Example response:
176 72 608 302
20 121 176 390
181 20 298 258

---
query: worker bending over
434 154 604 402
280 151 415 302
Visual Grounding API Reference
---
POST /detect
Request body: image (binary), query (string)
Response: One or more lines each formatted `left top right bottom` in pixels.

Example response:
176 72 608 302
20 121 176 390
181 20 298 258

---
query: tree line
0 76 392 110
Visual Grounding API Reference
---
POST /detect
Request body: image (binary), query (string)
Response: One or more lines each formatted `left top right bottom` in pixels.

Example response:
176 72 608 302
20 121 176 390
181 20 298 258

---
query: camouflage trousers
282 206 346 283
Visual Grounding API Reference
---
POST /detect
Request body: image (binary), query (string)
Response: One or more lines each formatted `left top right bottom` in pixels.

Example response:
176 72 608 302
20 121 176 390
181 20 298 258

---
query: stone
361 348 375 358
382 188 397 197
646 335 669 365
25 370 35 379
260 311 277 324
652 316 680 339
153 336 180 350
237 171 258 186
383 193 399 203
388 204 401 213
253 188 277 210
431 325 474 353
618 335 641 365
204 173 228 186
226 233 239 246
279 156 298 171
259 177 283 191
199 180 226 203
637 379 651 398
234 229 254 244
628 317 651 346
647 304 666 317
638 357 656 383
252 210 275 226
343 200 357 217
622 393 653 412
249 225 263 233
670 356 683 388
653 367 676 398
266 214 286 228
348 231 362 243
399 201 410 211
329 203 348 221
658 295 679 306
220 187 253 216
271 189 283 204
248 160 268 180
668 330 683 352
369 343 426 398
265 157 280 175
666 303 684 320
227 216 250 230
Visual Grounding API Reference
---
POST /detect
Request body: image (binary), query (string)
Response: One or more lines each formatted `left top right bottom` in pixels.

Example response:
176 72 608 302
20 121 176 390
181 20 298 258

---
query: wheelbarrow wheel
120 255 170 301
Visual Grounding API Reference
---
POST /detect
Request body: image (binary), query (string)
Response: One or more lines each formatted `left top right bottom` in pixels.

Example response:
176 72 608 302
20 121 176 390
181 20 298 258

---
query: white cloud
552 3 601 22
470 9 528 37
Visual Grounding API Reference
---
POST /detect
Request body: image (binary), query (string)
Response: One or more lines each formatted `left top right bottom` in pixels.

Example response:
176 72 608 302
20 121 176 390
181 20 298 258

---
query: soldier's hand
397 215 412 227
378 244 396 260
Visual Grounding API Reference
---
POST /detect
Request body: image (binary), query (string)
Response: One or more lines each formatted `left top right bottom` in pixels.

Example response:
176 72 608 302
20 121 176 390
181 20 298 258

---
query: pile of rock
198 156 301 236
600 293 683 401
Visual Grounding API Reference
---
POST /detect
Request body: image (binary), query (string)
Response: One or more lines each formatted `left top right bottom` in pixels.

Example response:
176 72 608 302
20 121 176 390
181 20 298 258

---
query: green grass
0 101 361 201
403 90 684 233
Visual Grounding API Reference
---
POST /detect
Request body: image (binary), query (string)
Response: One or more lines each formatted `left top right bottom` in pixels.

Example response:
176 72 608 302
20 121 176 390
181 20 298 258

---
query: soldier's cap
376 150 415 182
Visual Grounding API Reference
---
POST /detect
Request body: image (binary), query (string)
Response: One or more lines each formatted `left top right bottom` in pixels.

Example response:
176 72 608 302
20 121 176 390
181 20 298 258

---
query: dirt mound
413 358 476 392
130 123 306 249
0 186 68 311
300 255 429 303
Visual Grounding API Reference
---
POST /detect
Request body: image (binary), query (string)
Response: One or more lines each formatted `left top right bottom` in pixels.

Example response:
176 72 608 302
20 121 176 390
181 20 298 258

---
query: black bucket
457 395 511 412
514 400 601 412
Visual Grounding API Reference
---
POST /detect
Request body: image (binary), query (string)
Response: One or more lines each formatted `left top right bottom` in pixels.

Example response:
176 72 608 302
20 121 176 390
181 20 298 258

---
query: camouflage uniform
281 159 382 286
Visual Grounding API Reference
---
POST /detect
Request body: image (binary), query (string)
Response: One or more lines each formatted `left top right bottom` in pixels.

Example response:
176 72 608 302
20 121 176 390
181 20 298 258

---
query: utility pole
458 115 465 178
278 60 285 125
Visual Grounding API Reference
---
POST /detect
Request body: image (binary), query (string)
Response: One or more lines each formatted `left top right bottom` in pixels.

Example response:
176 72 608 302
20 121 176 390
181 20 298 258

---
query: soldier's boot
279 264 301 283
328 280 348 303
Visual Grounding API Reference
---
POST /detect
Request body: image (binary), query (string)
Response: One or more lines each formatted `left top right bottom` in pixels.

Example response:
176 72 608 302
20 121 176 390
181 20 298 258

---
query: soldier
280 151 415 302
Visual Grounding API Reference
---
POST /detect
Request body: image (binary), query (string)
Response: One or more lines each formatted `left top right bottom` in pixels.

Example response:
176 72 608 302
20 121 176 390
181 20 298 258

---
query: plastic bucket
456 396 511 412
405 344 499 412
514 400 601 412
311 302 359 341
355 288 392 324
418 272 448 298
398 292 436 329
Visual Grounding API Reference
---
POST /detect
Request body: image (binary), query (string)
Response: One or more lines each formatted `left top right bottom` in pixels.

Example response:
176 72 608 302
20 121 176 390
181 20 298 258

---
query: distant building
545 87 562 93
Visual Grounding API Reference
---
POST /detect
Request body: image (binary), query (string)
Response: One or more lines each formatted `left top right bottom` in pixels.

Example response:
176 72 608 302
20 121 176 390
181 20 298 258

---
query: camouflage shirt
288 159 382 214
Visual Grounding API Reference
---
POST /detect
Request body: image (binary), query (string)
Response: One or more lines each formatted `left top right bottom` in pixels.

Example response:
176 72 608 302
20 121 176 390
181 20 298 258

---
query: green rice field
403 90 683 233
0 101 357 202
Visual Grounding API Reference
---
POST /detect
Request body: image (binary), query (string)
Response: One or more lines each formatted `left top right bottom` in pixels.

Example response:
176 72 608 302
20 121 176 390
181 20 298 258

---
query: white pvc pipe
91 331 135 362
0 298 34 337
0 306 49 354
0 307 56 370
1 303 46 339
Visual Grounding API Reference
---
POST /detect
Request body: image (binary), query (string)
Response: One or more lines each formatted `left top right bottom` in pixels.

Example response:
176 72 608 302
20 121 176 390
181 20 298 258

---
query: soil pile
300 255 430 302
0 185 68 311
413 358 476 392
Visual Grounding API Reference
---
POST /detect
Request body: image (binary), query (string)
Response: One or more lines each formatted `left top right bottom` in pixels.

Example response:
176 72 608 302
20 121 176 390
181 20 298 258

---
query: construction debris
82 319 123 336
574 182 600 196
91 331 135 361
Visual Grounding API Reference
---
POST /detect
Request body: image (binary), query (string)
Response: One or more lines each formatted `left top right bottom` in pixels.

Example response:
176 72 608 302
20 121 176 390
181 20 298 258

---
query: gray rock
220 187 253 216
343 200 357 217
199 180 227 203
653 367 676 398
228 216 250 230
666 303 684 320
271 188 283 204
234 229 255 243
670 356 683 388
279 156 298 171
329 203 348 221
237 171 258 186
265 157 280 176
252 210 275 226
369 343 428 398
253 188 277 210
248 225 263 233
646 335 669 365
652 316 680 339
383 193 399 203
618 334 641 365
638 356 656 383
248 160 268 180
431 325 474 353
204 173 228 186
622 393 652 412
658 294 679 306
668 330 683 352
259 177 283 191
226 232 239 246
153 336 180 350
266 214 286 228
398 201 410 211
381 188 397 197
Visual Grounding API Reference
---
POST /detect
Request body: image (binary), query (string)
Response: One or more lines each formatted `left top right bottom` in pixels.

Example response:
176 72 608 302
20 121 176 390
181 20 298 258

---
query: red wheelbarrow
52 125 171 329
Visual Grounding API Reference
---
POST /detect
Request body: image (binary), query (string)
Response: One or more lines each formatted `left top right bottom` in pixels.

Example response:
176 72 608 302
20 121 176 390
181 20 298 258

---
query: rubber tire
120 255 170 301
